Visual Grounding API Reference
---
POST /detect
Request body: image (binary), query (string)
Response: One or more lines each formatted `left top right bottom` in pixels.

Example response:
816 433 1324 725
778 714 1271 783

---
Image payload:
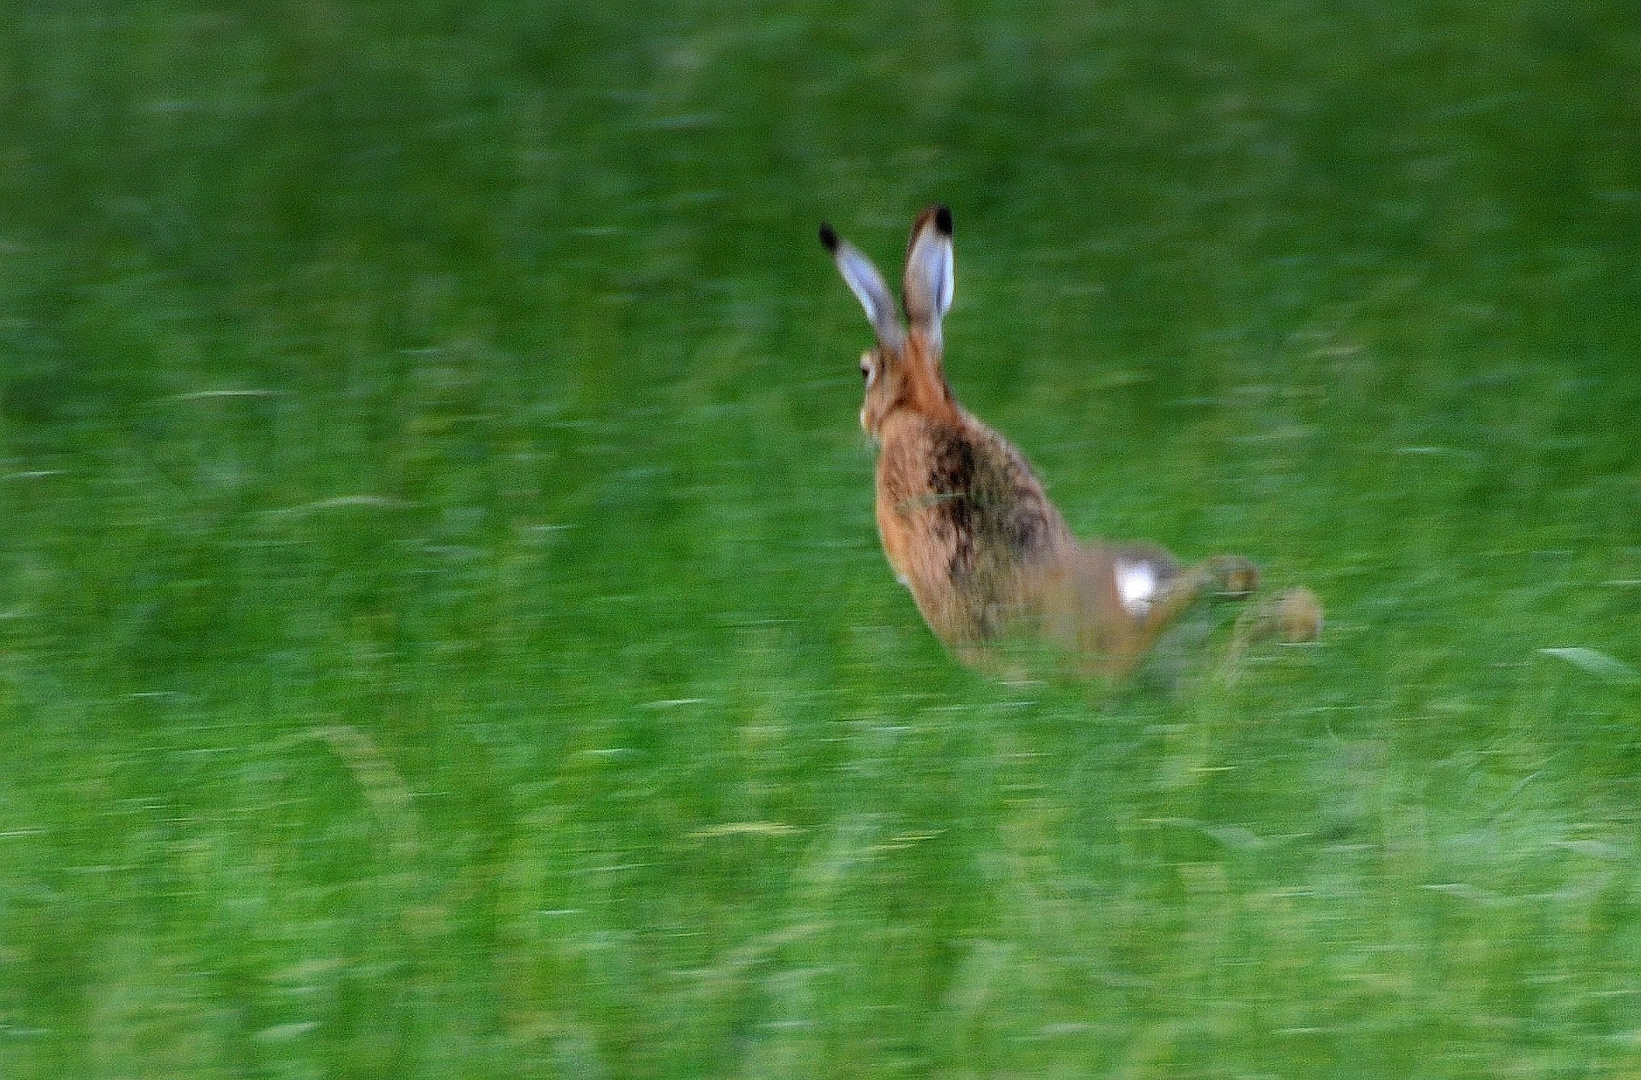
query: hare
820 205 1321 679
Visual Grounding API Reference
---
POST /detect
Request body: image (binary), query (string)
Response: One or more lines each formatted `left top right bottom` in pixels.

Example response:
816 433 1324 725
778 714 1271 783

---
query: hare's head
821 206 958 437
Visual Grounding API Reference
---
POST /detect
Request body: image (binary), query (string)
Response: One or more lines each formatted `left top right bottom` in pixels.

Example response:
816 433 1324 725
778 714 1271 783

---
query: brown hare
820 205 1321 679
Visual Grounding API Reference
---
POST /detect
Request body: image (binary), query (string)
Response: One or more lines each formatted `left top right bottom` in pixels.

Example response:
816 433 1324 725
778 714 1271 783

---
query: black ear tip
933 205 953 236
818 222 839 252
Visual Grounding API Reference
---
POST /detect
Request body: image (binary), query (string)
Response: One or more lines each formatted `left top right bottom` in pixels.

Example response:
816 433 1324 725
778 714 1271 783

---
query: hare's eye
860 357 877 388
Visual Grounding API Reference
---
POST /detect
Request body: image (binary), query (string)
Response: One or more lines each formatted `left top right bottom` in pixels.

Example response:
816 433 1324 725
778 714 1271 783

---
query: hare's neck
900 334 961 427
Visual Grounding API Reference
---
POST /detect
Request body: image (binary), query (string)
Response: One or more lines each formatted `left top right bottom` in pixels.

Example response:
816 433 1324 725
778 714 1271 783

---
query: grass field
2 2 1640 1076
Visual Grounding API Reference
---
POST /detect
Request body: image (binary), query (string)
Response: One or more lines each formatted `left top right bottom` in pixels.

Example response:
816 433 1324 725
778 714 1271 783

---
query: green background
3 2 1640 1076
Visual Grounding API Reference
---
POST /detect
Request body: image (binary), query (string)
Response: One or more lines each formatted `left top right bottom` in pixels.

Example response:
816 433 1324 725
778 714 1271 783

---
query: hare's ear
902 205 954 341
821 223 905 352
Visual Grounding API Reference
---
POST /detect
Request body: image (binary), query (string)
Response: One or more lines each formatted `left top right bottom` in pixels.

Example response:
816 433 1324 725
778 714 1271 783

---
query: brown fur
822 207 1320 678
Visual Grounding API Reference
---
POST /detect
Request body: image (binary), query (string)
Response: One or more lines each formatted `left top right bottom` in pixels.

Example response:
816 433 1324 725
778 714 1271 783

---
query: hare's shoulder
965 422 1072 560
877 414 1069 561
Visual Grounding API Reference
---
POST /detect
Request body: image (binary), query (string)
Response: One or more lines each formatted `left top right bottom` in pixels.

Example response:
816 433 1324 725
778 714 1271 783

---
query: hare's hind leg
1201 555 1260 599
1230 586 1324 647
1094 554 1261 679
1213 585 1324 684
1147 555 1260 618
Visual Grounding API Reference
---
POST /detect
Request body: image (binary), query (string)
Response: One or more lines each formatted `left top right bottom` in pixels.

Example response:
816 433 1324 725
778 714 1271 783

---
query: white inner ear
834 244 902 350
934 237 953 316
908 234 954 319
838 249 887 325
1114 559 1157 617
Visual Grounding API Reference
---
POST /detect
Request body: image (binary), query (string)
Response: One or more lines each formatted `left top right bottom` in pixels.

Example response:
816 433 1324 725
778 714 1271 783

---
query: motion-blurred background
2 3 1639 1075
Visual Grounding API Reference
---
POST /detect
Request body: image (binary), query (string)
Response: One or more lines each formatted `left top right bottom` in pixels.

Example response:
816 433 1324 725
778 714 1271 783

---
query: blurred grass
2 1 1640 1076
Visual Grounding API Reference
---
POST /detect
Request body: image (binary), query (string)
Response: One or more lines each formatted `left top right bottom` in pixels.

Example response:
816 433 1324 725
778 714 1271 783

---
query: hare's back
876 415 1071 583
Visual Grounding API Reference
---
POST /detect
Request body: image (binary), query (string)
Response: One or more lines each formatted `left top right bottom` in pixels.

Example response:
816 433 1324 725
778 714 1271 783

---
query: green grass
3 2 1640 1076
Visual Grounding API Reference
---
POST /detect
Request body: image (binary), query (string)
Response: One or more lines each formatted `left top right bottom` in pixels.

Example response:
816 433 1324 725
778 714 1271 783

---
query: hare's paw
1268 587 1323 642
1204 555 1260 598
